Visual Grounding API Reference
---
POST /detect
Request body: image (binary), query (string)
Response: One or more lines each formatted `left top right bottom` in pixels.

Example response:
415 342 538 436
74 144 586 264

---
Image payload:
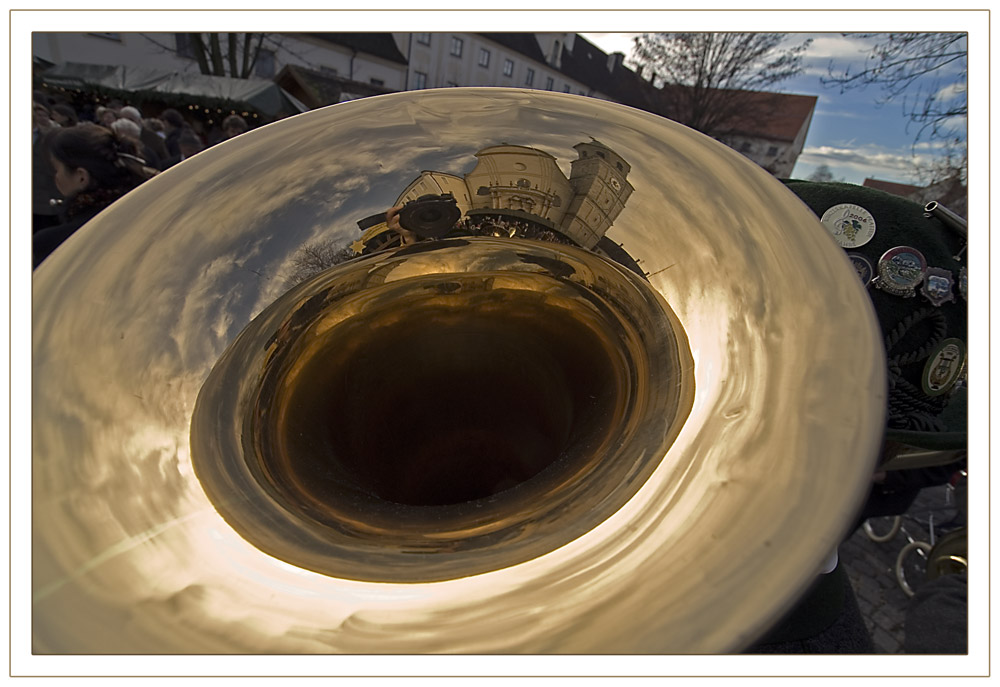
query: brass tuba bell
31 89 885 654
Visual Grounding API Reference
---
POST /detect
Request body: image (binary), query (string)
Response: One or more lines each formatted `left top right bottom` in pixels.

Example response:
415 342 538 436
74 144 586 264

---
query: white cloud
812 105 873 120
801 34 875 61
935 82 967 101
793 142 940 184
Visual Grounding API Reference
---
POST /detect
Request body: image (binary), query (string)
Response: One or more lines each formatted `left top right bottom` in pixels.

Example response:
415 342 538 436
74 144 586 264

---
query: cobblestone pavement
840 483 964 654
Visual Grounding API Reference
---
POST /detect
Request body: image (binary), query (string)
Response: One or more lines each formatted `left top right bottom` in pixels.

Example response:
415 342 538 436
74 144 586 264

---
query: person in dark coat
34 123 158 269
158 127 205 170
159 108 187 158
208 113 249 146
111 118 161 171
748 180 968 654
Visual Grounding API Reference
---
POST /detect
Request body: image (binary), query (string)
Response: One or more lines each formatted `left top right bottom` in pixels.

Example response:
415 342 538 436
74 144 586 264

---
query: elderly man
119 105 168 162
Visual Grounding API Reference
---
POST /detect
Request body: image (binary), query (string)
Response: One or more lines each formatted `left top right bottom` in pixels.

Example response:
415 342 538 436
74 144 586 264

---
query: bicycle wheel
896 540 933 597
864 516 902 543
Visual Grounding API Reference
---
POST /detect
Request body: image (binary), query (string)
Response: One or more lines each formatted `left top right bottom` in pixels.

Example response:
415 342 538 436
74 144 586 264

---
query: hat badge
920 267 955 306
874 246 926 298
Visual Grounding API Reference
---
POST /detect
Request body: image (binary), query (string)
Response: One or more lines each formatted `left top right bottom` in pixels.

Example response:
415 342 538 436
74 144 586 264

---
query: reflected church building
355 140 640 274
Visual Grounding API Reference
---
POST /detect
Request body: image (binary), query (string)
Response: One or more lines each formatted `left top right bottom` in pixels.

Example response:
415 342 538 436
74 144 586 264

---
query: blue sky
582 32 968 186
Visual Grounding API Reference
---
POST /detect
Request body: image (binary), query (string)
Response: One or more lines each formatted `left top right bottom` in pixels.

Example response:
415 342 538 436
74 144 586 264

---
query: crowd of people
32 91 251 268
461 214 575 245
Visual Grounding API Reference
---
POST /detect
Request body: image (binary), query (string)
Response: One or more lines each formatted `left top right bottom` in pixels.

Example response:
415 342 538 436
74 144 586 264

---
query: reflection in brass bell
396 192 461 237
31 88 885 655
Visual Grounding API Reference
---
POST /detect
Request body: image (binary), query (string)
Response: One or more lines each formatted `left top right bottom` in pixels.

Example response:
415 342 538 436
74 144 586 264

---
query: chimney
607 51 624 72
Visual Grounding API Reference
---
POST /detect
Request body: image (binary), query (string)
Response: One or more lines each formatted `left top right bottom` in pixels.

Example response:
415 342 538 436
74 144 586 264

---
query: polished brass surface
32 88 885 654
192 237 692 583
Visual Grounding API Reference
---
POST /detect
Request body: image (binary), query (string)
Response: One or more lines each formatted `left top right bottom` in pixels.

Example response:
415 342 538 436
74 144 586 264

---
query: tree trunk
208 33 225 76
189 33 212 76
240 33 254 78
228 33 239 77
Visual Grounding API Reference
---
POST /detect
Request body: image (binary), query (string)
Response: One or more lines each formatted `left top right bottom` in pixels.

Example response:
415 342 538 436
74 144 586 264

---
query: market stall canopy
38 62 309 118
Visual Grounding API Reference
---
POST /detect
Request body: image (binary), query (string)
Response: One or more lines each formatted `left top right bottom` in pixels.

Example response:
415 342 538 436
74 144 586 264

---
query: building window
562 84 571 93
545 76 554 90
503 58 514 77
740 141 753 153
416 33 431 45
767 146 779 157
450 36 463 57
370 78 385 86
255 49 275 78
525 68 535 86
446 81 459 87
413 71 427 89
478 48 490 67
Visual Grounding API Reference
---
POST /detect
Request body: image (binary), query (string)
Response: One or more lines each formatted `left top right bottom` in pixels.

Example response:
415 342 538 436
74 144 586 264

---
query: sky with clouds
582 32 968 186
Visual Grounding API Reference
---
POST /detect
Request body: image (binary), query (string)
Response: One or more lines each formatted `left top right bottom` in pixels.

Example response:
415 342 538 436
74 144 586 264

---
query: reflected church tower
559 140 634 249
353 139 637 274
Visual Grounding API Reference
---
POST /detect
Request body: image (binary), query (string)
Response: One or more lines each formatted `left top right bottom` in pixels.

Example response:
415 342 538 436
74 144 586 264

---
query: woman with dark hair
50 103 79 128
33 123 158 269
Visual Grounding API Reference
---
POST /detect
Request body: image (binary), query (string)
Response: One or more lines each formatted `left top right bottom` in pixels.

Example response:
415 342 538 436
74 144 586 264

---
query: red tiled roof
645 84 816 142
724 90 817 142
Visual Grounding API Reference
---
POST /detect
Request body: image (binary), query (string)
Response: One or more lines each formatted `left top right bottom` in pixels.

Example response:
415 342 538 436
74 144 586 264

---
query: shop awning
38 62 309 117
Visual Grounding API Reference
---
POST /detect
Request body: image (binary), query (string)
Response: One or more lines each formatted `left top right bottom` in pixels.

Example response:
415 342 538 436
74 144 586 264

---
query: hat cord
884 307 949 432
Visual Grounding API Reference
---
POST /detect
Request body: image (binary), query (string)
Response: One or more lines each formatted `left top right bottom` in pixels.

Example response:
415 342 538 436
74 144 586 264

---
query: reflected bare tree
285 240 356 287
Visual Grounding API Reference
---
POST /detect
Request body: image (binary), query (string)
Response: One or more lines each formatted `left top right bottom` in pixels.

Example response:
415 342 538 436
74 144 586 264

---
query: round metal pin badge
921 338 967 397
820 203 876 248
846 252 874 287
875 246 926 297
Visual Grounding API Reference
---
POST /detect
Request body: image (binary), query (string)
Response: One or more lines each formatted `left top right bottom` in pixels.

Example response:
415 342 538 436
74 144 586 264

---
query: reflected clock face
609 176 622 191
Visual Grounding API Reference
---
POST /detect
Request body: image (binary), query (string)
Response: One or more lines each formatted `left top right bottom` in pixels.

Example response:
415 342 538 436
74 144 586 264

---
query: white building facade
32 32 815 177
392 32 607 97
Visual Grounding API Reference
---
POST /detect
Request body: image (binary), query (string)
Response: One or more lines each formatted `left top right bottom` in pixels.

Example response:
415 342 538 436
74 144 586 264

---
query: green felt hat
782 180 968 451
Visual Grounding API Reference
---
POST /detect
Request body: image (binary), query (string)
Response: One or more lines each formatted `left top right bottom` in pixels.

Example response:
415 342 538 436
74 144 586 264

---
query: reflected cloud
33 89 884 655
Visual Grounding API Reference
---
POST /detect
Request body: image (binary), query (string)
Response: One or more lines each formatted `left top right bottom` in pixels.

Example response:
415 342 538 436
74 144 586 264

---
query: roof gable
304 33 408 65
642 84 817 142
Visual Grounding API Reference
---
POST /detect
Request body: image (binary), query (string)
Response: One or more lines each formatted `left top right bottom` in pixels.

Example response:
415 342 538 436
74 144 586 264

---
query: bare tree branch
188 33 212 76
245 33 266 78
208 33 225 76
140 32 328 80
285 240 357 287
822 33 967 148
629 33 811 138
